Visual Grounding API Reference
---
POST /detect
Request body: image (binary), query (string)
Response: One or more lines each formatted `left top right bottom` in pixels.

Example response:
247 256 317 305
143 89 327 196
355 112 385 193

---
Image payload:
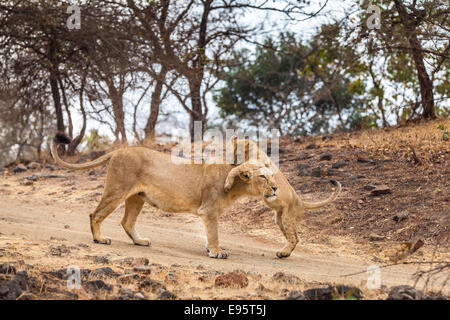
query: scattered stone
272 272 302 285
118 273 145 284
286 290 304 300
393 212 409 222
370 185 391 196
296 163 311 170
311 167 323 177
165 272 177 284
326 168 338 176
49 245 70 256
369 233 385 241
387 285 422 300
89 170 96 176
134 292 146 300
91 267 118 278
320 153 332 161
158 289 177 300
357 156 375 164
306 143 319 149
138 279 166 293
331 161 347 169
84 280 113 292
304 285 362 300
133 265 151 275
363 184 377 191
92 256 110 264
0 263 16 275
13 164 27 173
44 164 55 171
19 179 34 186
27 162 40 170
215 272 249 288
64 225 70 229
133 257 149 266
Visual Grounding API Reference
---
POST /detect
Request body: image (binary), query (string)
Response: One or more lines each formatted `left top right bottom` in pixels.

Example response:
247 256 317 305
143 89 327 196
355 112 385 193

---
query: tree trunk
107 82 127 143
394 0 435 119
144 71 166 142
189 80 204 142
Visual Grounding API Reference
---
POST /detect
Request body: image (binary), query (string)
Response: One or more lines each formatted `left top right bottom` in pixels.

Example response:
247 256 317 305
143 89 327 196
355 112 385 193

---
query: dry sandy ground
1 120 449 299
0 169 448 299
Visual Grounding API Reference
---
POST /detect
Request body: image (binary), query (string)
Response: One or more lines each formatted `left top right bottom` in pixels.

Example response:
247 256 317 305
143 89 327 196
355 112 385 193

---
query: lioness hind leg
90 190 123 245
121 194 150 246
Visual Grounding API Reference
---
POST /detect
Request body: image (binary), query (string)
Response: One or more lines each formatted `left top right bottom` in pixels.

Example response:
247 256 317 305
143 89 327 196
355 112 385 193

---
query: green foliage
437 124 449 141
214 30 367 135
82 129 111 152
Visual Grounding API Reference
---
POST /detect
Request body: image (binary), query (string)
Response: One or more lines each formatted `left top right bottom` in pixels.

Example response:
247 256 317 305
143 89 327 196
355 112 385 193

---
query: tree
214 31 367 135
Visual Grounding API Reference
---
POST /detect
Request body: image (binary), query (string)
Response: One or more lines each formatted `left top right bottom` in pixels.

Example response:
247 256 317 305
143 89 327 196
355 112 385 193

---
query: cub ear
239 170 251 182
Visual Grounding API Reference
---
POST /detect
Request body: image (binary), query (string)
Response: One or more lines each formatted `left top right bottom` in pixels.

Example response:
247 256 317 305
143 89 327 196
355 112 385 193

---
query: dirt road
1 195 447 294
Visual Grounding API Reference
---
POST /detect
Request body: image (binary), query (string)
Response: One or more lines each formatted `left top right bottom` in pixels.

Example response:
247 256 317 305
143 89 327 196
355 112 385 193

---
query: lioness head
224 162 278 201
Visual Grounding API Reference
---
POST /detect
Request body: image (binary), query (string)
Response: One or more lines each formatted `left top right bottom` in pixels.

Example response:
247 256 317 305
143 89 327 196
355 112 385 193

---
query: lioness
51 133 278 259
225 138 341 258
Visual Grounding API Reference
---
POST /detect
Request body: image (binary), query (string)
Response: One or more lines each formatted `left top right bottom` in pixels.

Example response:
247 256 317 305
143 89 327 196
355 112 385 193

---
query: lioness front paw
134 238 151 247
93 237 112 245
206 247 229 259
276 250 291 259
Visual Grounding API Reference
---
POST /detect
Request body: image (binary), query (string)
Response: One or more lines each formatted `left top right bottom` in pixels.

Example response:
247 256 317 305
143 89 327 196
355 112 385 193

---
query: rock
49 245 70 256
326 168 338 176
84 280 113 292
44 164 55 171
357 156 375 164
91 267 118 277
331 161 347 169
27 162 40 170
0 263 16 275
320 153 332 161
133 265 151 275
134 292 146 300
369 233 385 241
370 185 391 196
92 256 110 264
64 225 70 229
304 285 362 300
165 272 177 284
296 163 311 170
306 143 319 149
158 289 177 300
13 164 27 173
215 272 249 288
387 285 422 300
138 279 166 293
311 167 323 177
89 170 96 176
272 272 302 285
133 258 149 266
393 212 409 222
285 290 304 300
363 184 377 191
118 273 145 284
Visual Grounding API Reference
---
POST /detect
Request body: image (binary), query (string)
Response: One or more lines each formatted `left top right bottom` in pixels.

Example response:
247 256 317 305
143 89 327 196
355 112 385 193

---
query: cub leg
121 194 150 246
276 209 288 239
276 208 299 258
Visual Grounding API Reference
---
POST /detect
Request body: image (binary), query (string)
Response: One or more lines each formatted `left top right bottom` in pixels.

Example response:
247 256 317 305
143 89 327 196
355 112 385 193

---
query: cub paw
206 247 229 259
94 238 112 245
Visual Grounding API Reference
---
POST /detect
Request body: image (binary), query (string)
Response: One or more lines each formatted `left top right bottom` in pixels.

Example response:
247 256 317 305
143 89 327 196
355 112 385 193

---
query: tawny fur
51 136 278 259
225 138 342 258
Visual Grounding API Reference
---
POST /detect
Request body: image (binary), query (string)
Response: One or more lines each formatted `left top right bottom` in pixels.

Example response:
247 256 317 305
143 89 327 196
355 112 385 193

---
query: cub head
224 162 278 201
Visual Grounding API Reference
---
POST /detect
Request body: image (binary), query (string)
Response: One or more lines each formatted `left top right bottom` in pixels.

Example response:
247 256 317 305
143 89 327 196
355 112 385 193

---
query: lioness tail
50 133 115 170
